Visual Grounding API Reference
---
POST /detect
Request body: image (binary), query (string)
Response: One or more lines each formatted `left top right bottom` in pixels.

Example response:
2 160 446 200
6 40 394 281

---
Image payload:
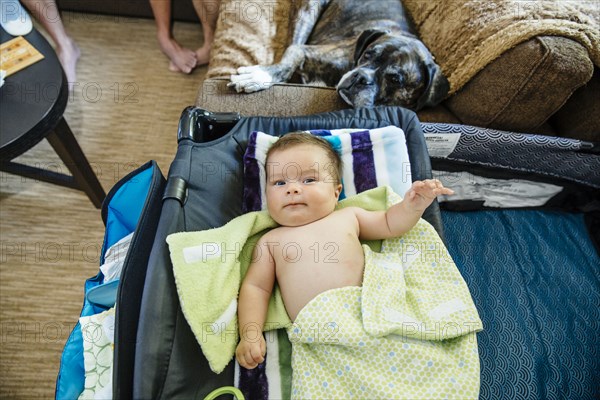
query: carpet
0 12 207 399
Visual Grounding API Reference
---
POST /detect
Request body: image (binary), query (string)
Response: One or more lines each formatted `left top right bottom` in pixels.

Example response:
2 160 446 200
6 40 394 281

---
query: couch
58 0 599 140
197 0 599 141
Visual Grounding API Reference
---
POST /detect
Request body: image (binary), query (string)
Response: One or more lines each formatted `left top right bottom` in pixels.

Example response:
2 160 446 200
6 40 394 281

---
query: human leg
20 0 79 88
191 0 220 66
149 0 197 73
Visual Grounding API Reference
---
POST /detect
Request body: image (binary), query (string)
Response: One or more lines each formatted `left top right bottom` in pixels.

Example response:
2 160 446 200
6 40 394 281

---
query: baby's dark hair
266 132 343 185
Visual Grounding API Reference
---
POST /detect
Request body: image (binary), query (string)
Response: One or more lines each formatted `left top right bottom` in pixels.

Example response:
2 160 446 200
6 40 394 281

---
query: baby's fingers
241 352 258 369
438 187 455 195
250 346 265 364
430 179 454 196
410 181 437 198
414 179 454 196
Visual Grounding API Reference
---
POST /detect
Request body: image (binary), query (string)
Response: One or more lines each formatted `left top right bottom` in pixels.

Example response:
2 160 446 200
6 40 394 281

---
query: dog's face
337 30 449 110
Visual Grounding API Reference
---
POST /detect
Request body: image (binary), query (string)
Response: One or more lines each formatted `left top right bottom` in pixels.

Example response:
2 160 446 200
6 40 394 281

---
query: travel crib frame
57 106 599 400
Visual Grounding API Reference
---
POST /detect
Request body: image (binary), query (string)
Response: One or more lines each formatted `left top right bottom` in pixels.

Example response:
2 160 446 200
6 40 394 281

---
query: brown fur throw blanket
207 1 289 78
207 0 599 94
403 0 599 94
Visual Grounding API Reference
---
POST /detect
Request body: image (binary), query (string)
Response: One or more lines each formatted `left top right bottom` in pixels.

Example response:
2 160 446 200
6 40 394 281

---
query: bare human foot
157 34 197 74
56 36 80 92
195 43 212 67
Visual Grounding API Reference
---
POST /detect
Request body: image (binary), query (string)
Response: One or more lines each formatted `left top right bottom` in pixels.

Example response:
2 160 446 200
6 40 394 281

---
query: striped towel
243 126 412 213
239 126 412 399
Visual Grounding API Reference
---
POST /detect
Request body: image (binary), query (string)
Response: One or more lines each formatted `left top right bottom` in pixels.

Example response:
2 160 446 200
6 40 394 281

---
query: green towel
285 189 483 398
167 186 388 373
288 242 483 398
167 186 482 378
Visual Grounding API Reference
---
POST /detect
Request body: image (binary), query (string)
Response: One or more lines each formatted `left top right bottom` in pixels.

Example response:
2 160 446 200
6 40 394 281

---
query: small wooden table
0 27 105 208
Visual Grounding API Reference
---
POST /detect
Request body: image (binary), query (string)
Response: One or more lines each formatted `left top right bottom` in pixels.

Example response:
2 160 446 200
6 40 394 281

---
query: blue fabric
102 166 154 263
86 280 120 308
55 274 105 400
320 134 347 200
56 165 155 399
442 209 600 399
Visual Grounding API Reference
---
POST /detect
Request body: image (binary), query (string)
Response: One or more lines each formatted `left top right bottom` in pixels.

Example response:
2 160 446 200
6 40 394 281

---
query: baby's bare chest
270 213 361 266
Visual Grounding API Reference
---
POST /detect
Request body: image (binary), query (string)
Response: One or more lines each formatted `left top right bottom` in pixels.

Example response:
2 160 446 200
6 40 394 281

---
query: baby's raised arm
352 179 453 240
236 235 276 369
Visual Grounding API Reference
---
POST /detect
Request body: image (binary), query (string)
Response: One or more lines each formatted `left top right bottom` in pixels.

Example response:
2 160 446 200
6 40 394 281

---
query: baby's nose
287 182 301 194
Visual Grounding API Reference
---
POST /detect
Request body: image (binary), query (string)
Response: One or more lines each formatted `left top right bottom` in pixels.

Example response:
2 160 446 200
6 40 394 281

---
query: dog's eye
389 75 403 85
362 51 374 60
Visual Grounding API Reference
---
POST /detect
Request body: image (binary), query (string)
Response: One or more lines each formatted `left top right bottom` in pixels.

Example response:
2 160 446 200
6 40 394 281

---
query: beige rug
0 12 207 399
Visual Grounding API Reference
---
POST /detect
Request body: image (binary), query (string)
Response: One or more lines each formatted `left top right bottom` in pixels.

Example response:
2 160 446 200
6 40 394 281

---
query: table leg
46 117 106 208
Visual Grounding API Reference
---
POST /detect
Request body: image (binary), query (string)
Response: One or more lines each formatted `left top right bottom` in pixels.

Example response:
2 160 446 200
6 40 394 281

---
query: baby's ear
335 184 343 199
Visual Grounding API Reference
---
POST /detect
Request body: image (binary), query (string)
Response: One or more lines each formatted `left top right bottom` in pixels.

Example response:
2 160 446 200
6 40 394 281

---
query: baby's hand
405 179 454 212
235 336 266 369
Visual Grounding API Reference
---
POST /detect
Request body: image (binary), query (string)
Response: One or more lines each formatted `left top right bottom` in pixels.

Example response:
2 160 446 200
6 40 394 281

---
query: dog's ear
354 29 389 64
416 62 450 110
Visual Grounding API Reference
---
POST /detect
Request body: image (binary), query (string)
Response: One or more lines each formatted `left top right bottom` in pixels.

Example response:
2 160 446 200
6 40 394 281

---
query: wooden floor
0 12 208 398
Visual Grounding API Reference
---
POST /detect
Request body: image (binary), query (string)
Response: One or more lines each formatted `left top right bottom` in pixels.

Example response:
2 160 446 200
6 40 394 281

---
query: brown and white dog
228 0 449 110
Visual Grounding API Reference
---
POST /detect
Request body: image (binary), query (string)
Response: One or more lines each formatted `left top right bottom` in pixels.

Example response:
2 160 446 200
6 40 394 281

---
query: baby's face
265 144 342 227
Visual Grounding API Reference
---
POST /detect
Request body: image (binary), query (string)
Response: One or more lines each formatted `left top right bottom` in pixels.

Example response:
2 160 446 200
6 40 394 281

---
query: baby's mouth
285 202 305 208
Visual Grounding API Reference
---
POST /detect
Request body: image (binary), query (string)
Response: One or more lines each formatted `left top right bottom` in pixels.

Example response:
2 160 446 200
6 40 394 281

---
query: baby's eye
303 178 316 184
273 180 286 186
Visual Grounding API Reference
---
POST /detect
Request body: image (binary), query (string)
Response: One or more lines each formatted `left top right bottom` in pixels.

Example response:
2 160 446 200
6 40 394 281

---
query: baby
235 132 454 369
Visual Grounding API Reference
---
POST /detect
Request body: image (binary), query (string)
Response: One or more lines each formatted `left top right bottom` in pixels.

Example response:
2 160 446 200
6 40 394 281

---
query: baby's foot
157 36 197 74
56 37 80 92
195 43 212 67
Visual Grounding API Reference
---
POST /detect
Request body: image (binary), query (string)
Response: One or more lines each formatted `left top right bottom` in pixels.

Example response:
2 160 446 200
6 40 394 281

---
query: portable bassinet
57 106 599 400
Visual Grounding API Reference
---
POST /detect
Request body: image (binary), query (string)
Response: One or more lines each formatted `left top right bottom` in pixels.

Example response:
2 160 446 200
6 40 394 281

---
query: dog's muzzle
337 68 377 106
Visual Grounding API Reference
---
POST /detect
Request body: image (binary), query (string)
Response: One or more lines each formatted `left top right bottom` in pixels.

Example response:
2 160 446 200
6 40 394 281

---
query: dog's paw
228 66 275 93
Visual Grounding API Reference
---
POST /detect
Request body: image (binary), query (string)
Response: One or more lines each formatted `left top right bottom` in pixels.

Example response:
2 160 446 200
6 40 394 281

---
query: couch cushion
445 37 594 132
196 79 461 124
196 79 348 116
550 67 600 142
